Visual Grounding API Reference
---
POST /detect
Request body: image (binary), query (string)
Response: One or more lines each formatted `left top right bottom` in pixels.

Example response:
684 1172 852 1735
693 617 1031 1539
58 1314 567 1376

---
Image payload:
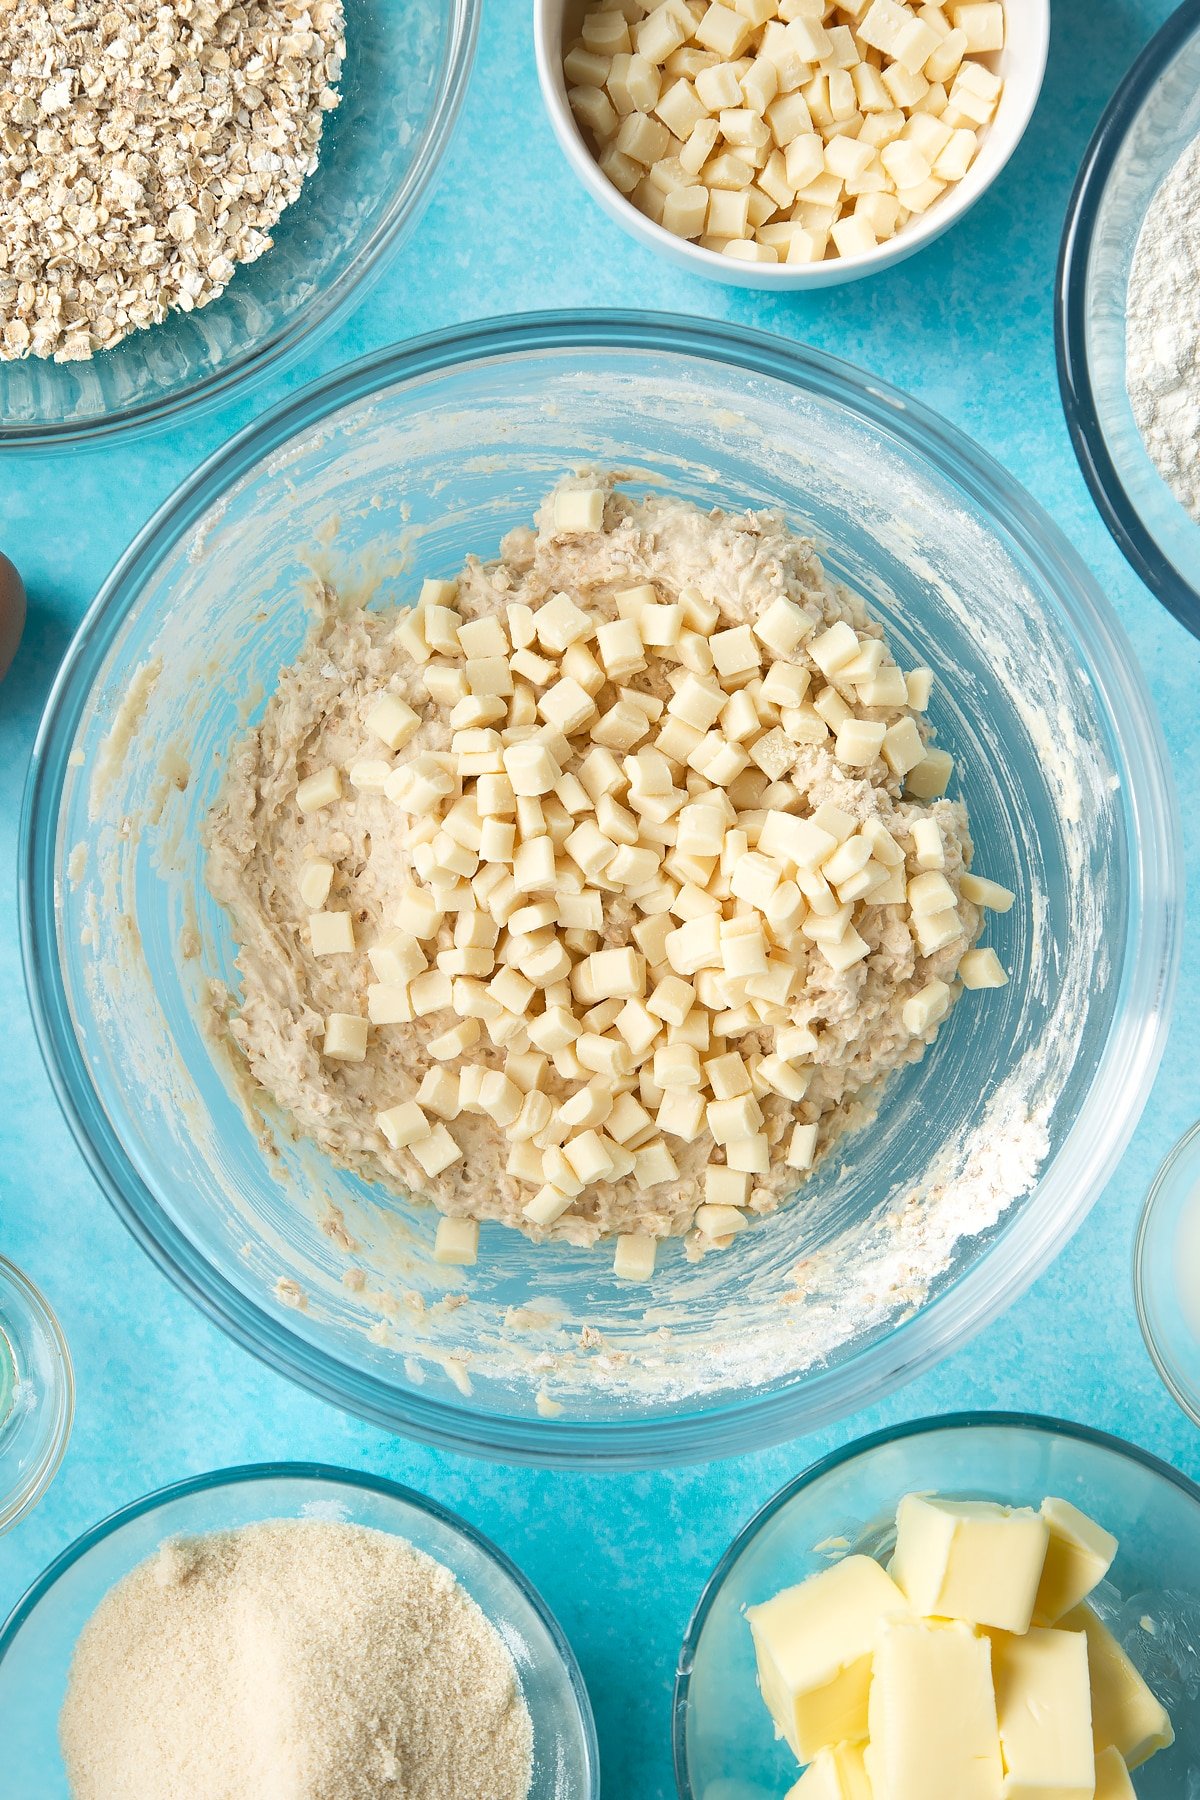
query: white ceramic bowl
534 0 1049 288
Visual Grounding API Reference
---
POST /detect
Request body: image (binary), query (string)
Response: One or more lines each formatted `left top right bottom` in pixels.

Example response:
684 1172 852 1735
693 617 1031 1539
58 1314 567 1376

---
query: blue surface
1 4 1199 1795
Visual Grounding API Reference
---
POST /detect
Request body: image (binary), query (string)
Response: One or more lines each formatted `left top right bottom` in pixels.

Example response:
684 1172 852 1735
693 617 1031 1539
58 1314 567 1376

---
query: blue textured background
2 3 1198 1794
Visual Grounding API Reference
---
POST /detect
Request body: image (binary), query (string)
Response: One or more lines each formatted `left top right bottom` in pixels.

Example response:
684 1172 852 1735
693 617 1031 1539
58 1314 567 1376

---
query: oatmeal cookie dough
207 477 997 1250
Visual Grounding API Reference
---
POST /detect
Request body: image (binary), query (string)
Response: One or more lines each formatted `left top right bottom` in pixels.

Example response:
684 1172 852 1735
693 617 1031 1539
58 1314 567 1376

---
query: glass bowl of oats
0 0 479 445
20 314 1180 1467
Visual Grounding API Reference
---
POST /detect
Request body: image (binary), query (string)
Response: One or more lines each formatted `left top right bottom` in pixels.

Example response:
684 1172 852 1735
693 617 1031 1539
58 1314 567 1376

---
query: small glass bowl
1135 1121 1200 1428
1056 0 1200 640
0 1461 598 1798
0 0 479 446
0 1256 73 1534
674 1413 1200 1799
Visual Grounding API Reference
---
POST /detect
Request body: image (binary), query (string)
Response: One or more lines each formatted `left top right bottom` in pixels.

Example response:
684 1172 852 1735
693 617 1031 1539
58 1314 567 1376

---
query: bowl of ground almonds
0 1462 598 1800
0 0 479 443
21 312 1179 1466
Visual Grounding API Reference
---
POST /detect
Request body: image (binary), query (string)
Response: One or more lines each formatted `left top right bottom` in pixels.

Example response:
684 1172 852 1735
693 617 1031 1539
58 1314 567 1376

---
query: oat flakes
0 0 345 363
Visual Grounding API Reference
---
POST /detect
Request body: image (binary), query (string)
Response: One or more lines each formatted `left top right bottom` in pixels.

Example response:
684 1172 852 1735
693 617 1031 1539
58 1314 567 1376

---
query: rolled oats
0 0 345 363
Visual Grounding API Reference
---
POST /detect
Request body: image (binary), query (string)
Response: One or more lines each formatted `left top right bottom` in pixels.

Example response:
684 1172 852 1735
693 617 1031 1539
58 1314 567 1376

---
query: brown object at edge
0 552 25 681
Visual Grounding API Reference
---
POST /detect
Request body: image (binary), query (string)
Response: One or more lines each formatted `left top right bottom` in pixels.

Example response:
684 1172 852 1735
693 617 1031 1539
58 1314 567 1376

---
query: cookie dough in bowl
208 478 1009 1267
23 316 1178 1467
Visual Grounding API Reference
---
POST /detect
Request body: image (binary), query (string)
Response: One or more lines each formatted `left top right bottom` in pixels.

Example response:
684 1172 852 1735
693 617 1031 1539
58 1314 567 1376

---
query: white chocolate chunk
913 907 962 954
348 759 392 794
911 816 945 869
902 976 950 1034
297 857 334 909
554 489 605 533
377 1100 430 1149
368 983 415 1026
365 693 421 752
323 1013 368 1061
296 766 342 813
613 1232 658 1279
695 1201 748 1239
908 869 957 915
958 947 1008 989
906 747 954 798
433 1215 479 1266
410 1123 463 1177
785 1121 818 1170
960 871 1015 912
308 910 355 956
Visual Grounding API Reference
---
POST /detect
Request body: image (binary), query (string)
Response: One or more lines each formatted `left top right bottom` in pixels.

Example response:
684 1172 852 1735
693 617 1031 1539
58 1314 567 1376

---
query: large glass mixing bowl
0 0 479 446
20 314 1181 1467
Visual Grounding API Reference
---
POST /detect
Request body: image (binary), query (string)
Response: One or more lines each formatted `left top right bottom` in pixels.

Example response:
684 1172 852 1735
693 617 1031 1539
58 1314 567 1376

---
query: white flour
1127 132 1200 523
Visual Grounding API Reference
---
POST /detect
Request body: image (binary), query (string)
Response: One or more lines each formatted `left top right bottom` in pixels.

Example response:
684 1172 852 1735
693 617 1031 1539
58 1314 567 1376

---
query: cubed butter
866 1617 1003 1800
786 1740 873 1799
892 1494 1049 1634
747 1554 910 1762
1092 1746 1136 1799
992 1626 1094 1800
1061 1605 1174 1770
1033 1498 1117 1626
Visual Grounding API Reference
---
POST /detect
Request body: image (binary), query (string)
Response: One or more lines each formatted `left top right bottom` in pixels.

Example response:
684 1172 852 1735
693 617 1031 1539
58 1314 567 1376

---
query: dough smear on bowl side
206 475 1014 1279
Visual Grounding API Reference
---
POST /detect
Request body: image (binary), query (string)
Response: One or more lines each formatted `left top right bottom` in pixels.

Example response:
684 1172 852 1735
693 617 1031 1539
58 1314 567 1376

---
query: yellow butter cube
786 1741 872 1799
992 1626 1094 1799
891 1494 1049 1634
1093 1745 1136 1798
1033 1498 1117 1626
866 1618 1003 1800
747 1554 909 1762
1061 1605 1174 1770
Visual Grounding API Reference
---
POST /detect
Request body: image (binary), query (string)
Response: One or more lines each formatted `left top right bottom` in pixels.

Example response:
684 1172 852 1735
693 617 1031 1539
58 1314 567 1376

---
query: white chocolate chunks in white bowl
206 475 1014 1274
564 0 1007 267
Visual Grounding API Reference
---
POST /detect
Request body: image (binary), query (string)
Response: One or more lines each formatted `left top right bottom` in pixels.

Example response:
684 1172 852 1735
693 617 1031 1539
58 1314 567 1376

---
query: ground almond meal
206 476 1014 1279
58 1520 534 1800
0 0 344 363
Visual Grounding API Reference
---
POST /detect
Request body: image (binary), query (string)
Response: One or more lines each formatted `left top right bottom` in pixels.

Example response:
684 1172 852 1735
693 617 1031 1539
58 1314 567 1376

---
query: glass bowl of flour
20 314 1181 1467
1057 1 1200 641
0 1462 598 1798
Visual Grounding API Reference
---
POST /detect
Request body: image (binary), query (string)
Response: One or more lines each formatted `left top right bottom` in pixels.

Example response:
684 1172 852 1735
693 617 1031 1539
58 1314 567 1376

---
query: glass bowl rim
19 308 1182 1469
0 1254 75 1536
1054 0 1200 641
0 1457 601 1794
0 0 481 451
671 1407 1200 1800
1134 1117 1200 1428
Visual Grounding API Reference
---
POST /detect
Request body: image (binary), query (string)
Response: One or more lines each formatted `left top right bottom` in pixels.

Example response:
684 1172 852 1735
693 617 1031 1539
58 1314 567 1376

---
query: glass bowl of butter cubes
675 1412 1197 1799
535 0 1049 285
21 313 1178 1468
